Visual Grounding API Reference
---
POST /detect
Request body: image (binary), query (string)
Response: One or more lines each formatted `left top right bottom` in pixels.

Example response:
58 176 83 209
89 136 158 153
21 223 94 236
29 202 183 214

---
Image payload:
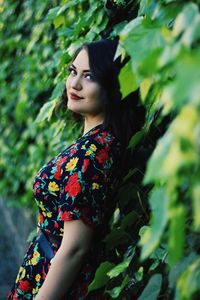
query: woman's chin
67 105 84 115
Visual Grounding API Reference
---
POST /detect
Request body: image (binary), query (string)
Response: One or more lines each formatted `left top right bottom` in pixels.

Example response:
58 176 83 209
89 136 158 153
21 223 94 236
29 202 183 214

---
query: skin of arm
34 219 94 300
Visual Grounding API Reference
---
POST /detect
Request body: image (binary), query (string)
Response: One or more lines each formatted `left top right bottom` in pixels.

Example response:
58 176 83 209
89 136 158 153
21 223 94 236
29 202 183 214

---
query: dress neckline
79 123 104 140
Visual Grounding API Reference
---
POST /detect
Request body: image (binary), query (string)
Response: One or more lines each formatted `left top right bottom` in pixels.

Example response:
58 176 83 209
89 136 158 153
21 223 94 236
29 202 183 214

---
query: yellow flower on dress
32 251 40 265
39 201 45 211
90 144 97 151
33 250 40 258
35 274 41 282
20 268 26 280
65 157 79 171
81 145 86 149
86 150 93 156
16 266 26 283
48 181 59 192
15 275 20 283
45 211 52 218
33 286 39 294
92 182 99 189
31 257 38 266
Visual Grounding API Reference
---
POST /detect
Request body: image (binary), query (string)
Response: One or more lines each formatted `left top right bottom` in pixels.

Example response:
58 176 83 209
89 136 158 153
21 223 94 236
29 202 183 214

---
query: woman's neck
82 115 105 136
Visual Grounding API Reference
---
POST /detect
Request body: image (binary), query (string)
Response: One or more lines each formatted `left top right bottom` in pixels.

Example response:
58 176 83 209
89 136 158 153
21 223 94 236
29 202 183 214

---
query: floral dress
7 124 122 300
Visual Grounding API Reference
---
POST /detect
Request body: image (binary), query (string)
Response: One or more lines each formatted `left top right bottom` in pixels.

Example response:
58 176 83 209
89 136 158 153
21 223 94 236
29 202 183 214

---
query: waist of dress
37 226 63 245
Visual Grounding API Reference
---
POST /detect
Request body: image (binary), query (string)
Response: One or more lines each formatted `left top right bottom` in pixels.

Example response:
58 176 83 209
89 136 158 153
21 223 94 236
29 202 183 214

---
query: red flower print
34 181 40 189
60 211 72 221
57 157 67 165
105 145 110 152
42 266 46 280
39 213 44 224
54 166 61 180
54 222 59 228
83 159 90 173
7 292 11 297
18 280 31 292
96 131 108 143
68 173 78 184
65 173 81 197
96 149 109 164
71 147 77 154
12 293 18 300
60 210 72 220
42 173 48 178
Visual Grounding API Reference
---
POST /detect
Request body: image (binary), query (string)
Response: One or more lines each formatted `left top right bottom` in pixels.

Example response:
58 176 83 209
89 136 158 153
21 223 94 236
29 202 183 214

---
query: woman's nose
70 75 82 90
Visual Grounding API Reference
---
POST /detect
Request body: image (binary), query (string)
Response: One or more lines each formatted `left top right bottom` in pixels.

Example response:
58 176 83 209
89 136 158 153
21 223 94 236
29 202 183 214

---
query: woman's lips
69 93 83 100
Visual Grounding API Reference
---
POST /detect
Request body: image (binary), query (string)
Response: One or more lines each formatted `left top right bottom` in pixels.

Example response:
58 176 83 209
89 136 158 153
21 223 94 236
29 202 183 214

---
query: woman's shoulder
71 127 122 170
75 124 122 153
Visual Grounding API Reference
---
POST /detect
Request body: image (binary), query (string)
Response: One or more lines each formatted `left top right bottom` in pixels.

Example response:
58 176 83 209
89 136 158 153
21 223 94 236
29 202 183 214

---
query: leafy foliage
1 0 200 299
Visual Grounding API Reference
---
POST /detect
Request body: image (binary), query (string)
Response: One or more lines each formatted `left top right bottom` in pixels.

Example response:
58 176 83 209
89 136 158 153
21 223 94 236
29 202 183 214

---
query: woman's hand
34 219 94 300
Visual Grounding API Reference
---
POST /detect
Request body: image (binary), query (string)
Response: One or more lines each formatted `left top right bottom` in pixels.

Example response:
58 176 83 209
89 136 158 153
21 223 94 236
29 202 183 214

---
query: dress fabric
7 124 122 300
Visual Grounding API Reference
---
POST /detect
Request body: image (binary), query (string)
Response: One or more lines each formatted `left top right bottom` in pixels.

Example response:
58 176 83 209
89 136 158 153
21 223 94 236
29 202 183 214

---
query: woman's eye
85 73 94 81
67 66 94 81
68 67 76 76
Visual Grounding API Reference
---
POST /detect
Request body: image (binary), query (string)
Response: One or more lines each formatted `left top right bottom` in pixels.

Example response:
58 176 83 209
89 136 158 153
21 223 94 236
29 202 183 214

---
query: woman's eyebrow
71 63 90 73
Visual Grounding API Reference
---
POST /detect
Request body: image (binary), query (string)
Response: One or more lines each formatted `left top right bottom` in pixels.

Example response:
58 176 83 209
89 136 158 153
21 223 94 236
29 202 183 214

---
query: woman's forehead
72 48 90 71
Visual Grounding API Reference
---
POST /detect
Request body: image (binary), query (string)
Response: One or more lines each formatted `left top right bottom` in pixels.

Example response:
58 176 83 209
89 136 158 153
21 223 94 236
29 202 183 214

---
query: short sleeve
57 138 114 228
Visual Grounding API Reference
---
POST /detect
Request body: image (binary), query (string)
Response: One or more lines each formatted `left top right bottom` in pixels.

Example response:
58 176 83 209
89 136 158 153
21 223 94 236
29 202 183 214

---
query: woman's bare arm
34 219 94 300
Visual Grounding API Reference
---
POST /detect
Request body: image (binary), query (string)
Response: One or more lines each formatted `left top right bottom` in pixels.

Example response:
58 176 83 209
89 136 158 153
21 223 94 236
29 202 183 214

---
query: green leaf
120 211 138 230
35 99 58 123
107 251 134 278
138 0 157 18
139 188 169 260
169 252 197 291
175 257 200 300
107 260 130 278
119 60 138 98
144 104 198 183
160 49 200 113
192 184 200 231
46 7 61 21
173 3 200 47
168 204 186 266
135 266 144 281
150 246 168 262
88 261 115 292
112 21 129 36
105 275 129 298
151 2 182 26
128 128 146 150
50 81 65 100
140 78 153 101
116 182 139 207
122 168 137 183
139 225 149 238
138 273 162 300
53 16 66 29
103 228 132 249
143 130 171 184
120 16 166 76
14 99 27 124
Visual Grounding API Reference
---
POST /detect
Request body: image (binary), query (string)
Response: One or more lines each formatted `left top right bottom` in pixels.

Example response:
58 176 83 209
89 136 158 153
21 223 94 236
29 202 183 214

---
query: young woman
7 39 145 300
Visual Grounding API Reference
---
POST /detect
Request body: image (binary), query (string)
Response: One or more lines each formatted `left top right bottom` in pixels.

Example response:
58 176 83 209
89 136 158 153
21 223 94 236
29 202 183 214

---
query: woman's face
66 48 105 117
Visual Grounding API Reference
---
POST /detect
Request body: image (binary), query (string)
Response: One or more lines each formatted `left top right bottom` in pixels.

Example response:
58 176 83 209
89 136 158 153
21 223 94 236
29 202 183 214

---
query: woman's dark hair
61 38 146 155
